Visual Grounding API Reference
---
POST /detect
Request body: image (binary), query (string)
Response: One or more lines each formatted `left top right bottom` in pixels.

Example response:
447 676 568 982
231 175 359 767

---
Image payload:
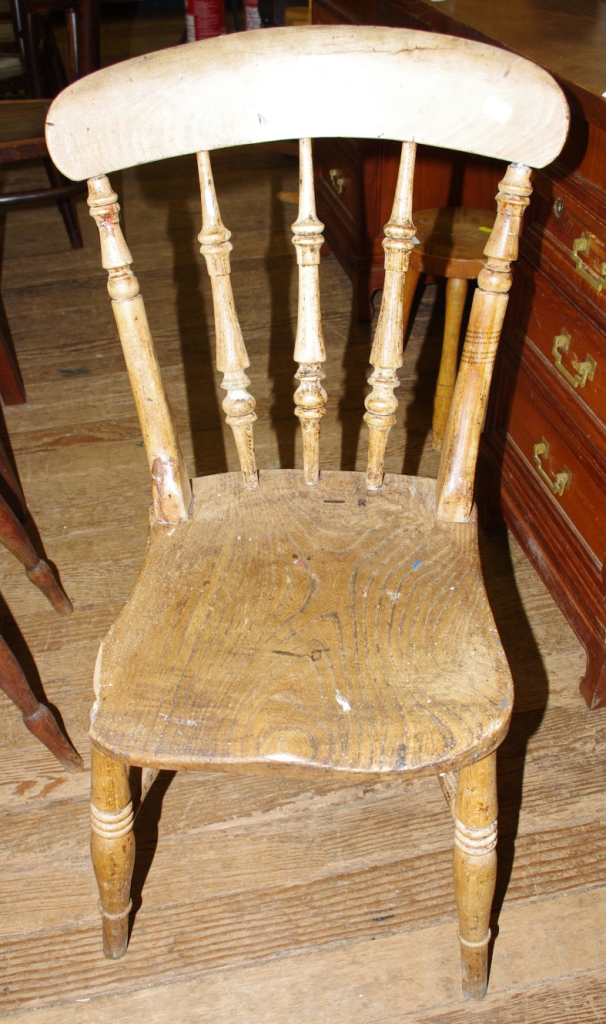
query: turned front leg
91 745 135 959
453 752 498 1000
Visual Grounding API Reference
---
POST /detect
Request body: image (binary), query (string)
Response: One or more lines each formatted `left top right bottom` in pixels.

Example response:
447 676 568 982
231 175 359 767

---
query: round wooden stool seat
402 207 496 451
410 207 496 279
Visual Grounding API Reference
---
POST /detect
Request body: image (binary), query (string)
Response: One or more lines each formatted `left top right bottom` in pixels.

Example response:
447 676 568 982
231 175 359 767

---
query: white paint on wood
46 26 568 181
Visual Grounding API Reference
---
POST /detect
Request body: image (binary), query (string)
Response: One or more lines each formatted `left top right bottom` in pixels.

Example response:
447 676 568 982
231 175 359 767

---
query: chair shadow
401 280 446 477
129 769 177 934
135 158 227 479
477 525 549 979
337 286 375 472
266 164 297 471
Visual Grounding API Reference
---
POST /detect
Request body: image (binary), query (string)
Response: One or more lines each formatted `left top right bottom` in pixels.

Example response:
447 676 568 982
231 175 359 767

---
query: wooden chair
0 489 82 771
0 0 98 400
46 27 568 1000
402 206 496 451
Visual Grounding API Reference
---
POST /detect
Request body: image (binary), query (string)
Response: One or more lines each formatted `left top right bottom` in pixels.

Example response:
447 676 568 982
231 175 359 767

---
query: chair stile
87 174 192 523
435 163 532 523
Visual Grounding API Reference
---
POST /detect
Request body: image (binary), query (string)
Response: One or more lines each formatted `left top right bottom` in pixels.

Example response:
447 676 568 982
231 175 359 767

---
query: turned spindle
88 176 192 524
364 141 417 490
435 164 532 522
292 138 327 485
197 151 258 489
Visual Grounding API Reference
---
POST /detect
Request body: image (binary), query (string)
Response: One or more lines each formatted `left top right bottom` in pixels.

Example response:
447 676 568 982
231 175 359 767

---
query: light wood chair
46 27 568 1001
402 207 496 451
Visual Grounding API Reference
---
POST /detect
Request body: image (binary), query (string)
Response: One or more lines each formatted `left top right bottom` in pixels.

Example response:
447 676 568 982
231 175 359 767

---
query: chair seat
91 470 512 777
411 207 496 279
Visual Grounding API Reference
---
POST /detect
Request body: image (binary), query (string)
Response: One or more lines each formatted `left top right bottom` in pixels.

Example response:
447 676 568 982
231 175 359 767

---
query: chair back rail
57 28 567 522
45 27 568 180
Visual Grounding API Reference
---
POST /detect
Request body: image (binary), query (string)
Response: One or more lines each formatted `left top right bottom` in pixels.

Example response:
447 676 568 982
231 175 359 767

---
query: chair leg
0 493 73 616
453 751 497 1000
432 276 468 451
0 634 83 771
91 745 135 959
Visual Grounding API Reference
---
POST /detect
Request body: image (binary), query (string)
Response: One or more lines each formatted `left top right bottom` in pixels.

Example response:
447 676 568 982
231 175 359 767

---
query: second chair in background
402 206 496 451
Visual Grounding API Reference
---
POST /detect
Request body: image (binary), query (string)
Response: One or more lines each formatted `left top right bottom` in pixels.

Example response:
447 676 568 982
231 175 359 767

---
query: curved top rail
46 25 568 181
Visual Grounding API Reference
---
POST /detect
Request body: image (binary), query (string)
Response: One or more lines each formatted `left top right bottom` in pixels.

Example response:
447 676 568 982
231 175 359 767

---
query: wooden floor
0 10 604 1022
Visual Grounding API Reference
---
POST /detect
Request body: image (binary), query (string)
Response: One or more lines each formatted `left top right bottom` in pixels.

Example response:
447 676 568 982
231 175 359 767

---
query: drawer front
513 267 606 428
315 139 361 235
312 0 369 23
505 352 606 566
530 176 606 312
312 2 342 24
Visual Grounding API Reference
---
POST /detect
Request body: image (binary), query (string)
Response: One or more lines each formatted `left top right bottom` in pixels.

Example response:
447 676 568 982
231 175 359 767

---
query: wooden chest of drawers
482 147 606 709
312 0 606 708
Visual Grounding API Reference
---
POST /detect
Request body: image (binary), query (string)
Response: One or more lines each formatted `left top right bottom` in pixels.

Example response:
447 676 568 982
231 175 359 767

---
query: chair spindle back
66 28 563 526
87 146 532 524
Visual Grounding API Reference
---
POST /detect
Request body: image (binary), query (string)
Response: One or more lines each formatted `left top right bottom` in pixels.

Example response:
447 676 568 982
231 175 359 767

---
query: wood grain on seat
91 471 511 775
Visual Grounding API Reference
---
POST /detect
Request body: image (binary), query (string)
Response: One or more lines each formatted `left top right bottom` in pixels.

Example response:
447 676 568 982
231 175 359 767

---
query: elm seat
45 25 568 1003
92 471 511 774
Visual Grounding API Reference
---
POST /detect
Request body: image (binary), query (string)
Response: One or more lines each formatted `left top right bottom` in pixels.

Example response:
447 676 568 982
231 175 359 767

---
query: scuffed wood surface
91 470 511 774
45 26 569 181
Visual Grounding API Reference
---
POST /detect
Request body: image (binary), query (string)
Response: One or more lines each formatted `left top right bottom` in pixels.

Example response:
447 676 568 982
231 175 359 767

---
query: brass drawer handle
572 234 606 292
552 329 596 389
329 168 346 195
533 438 572 497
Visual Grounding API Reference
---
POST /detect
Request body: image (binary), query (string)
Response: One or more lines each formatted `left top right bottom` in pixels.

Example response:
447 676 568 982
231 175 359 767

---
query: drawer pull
572 234 606 293
329 168 346 195
533 438 572 497
552 329 596 389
